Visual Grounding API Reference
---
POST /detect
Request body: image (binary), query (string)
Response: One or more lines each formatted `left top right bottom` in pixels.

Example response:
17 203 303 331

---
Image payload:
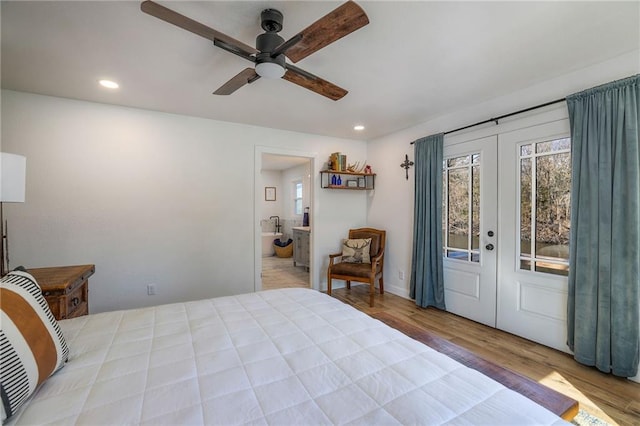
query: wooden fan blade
141 1 258 56
283 1 369 63
283 66 347 101
213 68 260 95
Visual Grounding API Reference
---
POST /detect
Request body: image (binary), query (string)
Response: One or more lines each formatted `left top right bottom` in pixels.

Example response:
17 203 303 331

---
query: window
443 153 480 263
519 138 571 275
294 180 303 215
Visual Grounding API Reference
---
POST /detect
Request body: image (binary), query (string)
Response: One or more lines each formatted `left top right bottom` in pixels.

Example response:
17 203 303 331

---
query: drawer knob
71 297 80 307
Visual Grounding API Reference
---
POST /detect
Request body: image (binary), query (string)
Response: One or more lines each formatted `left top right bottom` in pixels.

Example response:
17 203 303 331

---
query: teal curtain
566 74 640 377
410 133 446 309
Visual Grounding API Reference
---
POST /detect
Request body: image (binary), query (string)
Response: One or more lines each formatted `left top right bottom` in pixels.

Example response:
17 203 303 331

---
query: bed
3 277 569 425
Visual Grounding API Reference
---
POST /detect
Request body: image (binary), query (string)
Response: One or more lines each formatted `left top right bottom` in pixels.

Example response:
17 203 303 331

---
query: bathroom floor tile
262 256 309 290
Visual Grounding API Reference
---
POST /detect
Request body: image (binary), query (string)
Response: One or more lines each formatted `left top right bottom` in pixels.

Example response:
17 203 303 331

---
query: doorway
255 148 314 291
442 114 572 352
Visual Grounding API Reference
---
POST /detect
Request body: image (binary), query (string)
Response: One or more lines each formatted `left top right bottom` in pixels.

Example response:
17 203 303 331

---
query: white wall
1 90 367 313
367 51 640 299
259 163 311 237
281 163 310 224
260 169 282 226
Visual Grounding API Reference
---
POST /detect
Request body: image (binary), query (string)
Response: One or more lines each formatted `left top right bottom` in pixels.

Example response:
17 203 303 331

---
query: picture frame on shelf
357 177 366 188
265 187 276 201
347 180 358 188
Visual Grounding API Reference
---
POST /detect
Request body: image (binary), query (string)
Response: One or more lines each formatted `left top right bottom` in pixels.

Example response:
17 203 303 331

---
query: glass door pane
443 153 481 263
518 138 571 276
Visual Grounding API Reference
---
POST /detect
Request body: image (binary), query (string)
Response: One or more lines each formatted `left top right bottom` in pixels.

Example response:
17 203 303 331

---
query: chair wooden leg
327 276 332 295
346 280 351 289
379 276 384 294
369 281 375 307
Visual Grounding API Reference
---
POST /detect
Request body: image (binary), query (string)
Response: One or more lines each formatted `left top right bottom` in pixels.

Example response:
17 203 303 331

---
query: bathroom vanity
292 226 310 271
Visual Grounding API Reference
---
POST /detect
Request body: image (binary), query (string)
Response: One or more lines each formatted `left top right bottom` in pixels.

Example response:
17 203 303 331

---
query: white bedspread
8 288 567 425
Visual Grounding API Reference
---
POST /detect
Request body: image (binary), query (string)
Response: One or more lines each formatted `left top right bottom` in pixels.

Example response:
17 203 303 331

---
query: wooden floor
330 285 640 426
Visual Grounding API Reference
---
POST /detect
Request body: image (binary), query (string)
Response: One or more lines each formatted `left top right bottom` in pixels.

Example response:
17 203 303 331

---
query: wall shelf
320 170 375 190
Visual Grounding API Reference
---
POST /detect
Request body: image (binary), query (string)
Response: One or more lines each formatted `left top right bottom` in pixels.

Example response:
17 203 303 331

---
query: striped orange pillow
1 271 69 421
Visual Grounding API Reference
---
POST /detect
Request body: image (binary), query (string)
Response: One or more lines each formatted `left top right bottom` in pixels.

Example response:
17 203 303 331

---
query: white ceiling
2 1 639 141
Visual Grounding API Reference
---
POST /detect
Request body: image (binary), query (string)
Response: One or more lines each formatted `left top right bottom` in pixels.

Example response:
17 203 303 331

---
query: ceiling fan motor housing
255 9 286 77
256 32 286 70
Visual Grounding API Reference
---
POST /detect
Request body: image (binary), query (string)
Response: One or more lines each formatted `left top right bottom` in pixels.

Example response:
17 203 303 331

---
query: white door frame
254 146 316 292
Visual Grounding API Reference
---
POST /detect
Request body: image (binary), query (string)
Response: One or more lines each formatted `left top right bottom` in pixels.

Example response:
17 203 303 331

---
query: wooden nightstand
28 264 95 320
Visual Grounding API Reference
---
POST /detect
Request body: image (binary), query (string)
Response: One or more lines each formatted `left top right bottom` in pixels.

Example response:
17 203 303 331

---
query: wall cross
400 154 414 180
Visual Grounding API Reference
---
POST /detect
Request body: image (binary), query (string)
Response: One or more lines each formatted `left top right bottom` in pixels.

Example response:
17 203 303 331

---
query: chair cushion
341 238 371 263
0 271 69 421
330 261 374 279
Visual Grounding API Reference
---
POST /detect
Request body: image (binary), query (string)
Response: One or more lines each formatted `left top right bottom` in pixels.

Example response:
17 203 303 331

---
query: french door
443 119 571 352
443 136 498 327
497 120 571 352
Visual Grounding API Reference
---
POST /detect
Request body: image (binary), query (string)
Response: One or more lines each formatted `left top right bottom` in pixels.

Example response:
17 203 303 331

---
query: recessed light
99 79 119 89
353 125 365 131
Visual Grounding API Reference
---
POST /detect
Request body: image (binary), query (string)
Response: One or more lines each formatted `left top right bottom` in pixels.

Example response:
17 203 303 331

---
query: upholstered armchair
327 228 386 307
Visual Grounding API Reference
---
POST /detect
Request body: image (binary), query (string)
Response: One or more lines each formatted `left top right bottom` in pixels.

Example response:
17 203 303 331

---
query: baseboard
385 283 410 299
323 281 411 298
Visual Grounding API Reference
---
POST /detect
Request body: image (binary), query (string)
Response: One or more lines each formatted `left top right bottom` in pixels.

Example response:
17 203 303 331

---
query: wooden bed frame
371 312 579 421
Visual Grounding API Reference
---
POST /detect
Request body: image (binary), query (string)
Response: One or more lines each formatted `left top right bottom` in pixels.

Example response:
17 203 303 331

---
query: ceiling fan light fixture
255 62 285 79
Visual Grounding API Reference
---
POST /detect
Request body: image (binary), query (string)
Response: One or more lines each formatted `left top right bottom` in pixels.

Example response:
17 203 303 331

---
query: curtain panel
566 74 640 377
410 133 446 309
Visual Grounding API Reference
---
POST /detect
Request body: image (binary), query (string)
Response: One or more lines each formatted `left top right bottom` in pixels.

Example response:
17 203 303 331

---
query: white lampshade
1 153 26 203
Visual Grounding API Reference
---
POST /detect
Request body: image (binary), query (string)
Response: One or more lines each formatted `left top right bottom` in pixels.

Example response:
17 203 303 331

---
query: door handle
485 244 494 251
487 230 495 237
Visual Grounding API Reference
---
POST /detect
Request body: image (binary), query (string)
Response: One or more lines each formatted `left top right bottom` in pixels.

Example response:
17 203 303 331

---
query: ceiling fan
140 1 369 101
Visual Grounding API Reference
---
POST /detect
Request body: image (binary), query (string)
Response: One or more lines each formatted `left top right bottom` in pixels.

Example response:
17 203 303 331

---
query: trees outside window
519 138 571 275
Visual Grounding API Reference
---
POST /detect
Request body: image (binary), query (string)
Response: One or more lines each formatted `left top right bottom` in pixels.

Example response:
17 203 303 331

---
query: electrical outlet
399 271 405 280
147 284 156 295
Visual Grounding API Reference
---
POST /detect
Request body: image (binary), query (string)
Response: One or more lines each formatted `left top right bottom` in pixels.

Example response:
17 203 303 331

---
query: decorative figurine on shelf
364 165 372 174
346 161 366 173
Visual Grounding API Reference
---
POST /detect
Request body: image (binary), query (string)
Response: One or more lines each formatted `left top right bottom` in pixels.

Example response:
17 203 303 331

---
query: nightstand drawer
43 280 88 320
65 281 88 318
